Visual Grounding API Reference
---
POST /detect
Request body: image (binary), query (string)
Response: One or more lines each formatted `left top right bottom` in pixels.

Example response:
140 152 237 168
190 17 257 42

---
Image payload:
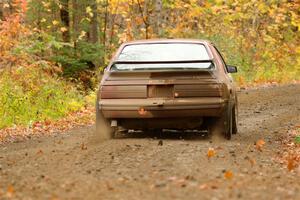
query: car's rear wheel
210 103 234 140
96 102 115 140
232 105 238 134
223 105 233 140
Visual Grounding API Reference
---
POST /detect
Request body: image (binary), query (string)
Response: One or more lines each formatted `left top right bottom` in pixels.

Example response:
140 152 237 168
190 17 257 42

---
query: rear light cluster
174 84 222 97
101 84 223 99
101 86 147 99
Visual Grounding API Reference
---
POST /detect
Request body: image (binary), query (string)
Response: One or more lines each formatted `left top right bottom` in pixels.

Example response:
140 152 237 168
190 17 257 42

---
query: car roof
122 39 212 46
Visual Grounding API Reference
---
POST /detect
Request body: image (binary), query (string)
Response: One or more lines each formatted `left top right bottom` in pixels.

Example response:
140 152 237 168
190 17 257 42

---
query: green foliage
14 30 104 89
295 136 300 144
53 41 103 78
0 13 85 129
194 34 253 81
0 69 84 129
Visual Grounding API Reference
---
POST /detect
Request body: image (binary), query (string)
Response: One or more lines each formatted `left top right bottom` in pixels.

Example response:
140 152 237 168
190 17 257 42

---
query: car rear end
97 41 230 130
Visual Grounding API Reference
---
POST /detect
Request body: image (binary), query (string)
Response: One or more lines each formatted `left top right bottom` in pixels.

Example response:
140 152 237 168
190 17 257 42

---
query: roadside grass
0 15 93 130
0 68 86 129
296 135 300 144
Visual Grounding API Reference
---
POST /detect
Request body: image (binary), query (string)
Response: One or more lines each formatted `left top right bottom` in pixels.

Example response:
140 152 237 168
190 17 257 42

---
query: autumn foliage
0 0 299 129
0 3 85 129
20 0 300 84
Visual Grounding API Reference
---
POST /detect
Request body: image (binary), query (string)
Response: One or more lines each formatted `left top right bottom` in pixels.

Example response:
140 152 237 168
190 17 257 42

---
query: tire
207 103 233 140
223 104 233 140
96 101 115 140
232 105 238 134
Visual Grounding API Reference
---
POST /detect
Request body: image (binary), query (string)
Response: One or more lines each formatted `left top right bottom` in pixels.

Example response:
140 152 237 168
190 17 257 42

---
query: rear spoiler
112 60 213 65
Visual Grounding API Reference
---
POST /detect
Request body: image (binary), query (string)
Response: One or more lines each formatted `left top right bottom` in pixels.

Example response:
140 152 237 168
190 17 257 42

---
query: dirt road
1 85 300 200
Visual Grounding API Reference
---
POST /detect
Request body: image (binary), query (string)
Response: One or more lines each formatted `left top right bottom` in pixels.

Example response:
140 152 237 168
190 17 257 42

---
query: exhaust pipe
111 120 118 127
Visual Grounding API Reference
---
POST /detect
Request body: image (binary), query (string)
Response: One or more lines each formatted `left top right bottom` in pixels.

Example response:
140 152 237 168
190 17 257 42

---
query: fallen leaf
44 120 51 126
158 140 163 146
81 143 87 150
105 181 114 190
211 184 218 189
224 170 233 180
249 158 256 166
245 156 256 166
36 149 43 155
176 179 187 187
287 157 297 171
167 176 177 181
256 139 266 151
199 183 209 190
207 148 216 159
6 185 14 198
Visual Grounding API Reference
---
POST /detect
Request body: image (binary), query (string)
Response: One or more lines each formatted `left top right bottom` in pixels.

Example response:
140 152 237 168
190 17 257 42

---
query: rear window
117 43 210 61
111 43 213 71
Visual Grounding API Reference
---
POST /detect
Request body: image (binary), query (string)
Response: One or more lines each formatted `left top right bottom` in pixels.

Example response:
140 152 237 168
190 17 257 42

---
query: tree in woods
0 0 299 129
1 0 299 85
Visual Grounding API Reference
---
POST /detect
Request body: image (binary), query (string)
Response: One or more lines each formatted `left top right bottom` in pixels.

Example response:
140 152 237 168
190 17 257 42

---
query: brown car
96 39 238 140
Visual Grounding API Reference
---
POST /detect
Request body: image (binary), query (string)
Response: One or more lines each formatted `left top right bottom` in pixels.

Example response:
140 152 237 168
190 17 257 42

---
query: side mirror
226 65 238 73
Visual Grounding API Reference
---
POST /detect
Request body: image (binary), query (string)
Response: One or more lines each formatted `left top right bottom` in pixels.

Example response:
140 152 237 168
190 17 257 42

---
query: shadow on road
115 129 210 141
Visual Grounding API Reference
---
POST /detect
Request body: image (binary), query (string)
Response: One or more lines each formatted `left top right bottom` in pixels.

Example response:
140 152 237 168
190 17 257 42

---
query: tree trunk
154 0 162 36
137 0 150 39
72 0 80 43
0 1 3 20
60 0 70 42
88 0 99 44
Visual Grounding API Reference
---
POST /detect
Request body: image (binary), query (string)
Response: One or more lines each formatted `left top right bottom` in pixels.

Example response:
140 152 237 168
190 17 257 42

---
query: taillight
174 84 222 97
101 86 147 99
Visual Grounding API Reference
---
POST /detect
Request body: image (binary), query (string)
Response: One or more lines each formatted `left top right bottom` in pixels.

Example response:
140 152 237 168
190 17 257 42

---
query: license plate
148 85 174 98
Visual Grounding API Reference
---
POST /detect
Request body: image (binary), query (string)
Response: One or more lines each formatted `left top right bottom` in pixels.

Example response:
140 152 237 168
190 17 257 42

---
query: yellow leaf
86 6 92 13
89 12 94 18
60 27 68 32
78 31 87 40
42 2 51 8
52 20 59 26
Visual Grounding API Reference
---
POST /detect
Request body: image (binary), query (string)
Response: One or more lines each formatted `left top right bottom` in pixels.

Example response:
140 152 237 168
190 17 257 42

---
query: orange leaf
6 185 14 198
207 148 216 159
224 170 233 180
256 139 266 151
249 158 256 166
287 158 297 171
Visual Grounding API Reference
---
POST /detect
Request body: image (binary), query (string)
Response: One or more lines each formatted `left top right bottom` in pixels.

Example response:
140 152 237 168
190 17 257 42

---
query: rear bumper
99 98 227 118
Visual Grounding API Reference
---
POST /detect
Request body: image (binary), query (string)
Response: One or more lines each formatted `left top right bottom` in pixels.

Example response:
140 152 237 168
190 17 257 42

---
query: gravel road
1 84 300 200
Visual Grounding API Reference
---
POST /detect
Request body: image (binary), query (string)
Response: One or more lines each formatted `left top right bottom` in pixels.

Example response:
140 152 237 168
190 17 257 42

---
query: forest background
0 0 299 129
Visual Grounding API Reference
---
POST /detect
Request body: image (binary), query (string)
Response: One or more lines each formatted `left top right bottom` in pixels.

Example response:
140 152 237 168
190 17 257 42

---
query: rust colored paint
97 39 238 130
